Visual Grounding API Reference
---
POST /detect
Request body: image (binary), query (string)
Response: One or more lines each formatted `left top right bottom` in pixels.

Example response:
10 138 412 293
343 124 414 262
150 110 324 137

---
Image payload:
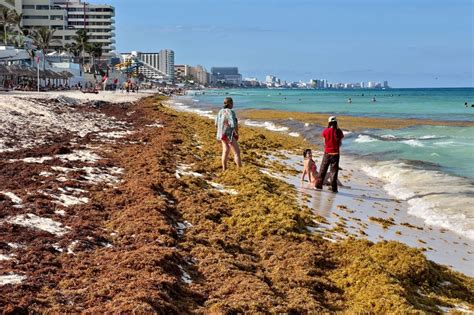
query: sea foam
243 119 289 132
401 139 425 147
355 135 378 143
362 160 474 240
168 102 216 120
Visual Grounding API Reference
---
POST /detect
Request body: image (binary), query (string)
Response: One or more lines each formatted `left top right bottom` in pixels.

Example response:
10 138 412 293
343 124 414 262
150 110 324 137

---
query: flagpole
37 54 40 92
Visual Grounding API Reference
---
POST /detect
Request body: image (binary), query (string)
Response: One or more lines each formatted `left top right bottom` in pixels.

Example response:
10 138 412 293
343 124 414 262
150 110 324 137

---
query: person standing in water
315 116 344 193
215 97 242 171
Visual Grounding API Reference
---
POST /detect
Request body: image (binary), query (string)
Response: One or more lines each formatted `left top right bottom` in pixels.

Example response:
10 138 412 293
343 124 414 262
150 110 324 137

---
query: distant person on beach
315 116 344 193
372 96 377 102
465 102 468 108
348 97 352 103
215 97 242 171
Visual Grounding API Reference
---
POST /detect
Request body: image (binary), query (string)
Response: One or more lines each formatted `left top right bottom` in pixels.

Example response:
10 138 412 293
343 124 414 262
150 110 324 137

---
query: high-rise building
320 79 326 88
265 75 275 84
120 51 161 79
120 50 175 80
159 49 174 80
55 0 115 55
383 80 389 88
189 64 209 85
210 67 242 86
174 64 189 81
20 0 67 52
137 52 160 70
6 0 116 56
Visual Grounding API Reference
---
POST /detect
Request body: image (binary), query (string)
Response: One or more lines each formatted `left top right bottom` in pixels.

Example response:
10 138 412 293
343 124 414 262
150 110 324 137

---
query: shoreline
1 93 472 312
276 152 474 276
173 95 474 237
169 96 474 275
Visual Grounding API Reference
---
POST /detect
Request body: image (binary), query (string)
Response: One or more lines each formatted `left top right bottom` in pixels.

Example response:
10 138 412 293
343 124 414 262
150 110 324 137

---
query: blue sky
93 0 472 87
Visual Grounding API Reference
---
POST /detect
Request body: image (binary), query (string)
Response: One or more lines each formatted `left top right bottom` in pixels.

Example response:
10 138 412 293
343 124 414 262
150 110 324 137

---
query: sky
93 0 473 88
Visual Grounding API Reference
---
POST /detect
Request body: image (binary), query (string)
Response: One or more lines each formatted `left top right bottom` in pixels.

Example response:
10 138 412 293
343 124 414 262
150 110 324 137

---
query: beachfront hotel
175 64 210 85
2 0 116 56
159 49 174 81
120 50 175 81
210 67 242 86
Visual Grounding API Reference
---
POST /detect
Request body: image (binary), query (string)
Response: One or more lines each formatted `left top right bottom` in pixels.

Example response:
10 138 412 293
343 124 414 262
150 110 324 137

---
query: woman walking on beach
215 97 242 171
315 116 344 193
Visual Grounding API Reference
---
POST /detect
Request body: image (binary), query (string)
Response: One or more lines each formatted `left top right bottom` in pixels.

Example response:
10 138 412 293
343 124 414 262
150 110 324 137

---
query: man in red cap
315 116 344 193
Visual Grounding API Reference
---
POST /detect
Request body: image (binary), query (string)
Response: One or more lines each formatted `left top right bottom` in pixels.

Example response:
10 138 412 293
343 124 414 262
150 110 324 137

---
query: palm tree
91 42 103 73
11 35 25 49
0 8 15 45
31 27 61 70
84 42 94 72
72 29 89 71
64 42 80 61
10 10 23 34
8 10 25 48
91 43 103 62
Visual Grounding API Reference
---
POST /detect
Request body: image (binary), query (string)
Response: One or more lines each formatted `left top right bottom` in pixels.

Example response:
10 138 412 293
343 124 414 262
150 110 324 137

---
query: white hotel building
1 0 116 57
121 49 175 81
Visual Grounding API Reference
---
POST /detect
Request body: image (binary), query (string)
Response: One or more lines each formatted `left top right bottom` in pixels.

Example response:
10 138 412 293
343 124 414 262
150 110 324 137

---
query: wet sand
269 153 474 276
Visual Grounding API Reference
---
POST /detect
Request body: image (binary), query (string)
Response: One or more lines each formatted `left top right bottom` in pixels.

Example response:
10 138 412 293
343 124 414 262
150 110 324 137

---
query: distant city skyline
92 0 473 88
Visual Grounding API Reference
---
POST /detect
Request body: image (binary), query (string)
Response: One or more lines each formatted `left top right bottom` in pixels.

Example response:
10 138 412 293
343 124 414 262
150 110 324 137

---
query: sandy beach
0 92 473 313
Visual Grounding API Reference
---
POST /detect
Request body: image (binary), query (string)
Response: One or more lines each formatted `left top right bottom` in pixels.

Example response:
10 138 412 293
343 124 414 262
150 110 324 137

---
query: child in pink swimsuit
301 149 318 185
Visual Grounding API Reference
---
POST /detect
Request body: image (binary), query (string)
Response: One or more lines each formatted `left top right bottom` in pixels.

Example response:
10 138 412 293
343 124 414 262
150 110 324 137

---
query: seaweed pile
0 95 472 313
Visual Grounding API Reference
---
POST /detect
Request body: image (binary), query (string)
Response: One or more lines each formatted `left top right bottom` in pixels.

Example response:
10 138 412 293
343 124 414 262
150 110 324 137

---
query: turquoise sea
178 88 474 240
187 88 474 178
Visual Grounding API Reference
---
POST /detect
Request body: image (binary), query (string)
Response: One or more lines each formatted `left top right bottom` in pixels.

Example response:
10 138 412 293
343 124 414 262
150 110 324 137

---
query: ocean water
179 88 474 240
189 88 474 121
